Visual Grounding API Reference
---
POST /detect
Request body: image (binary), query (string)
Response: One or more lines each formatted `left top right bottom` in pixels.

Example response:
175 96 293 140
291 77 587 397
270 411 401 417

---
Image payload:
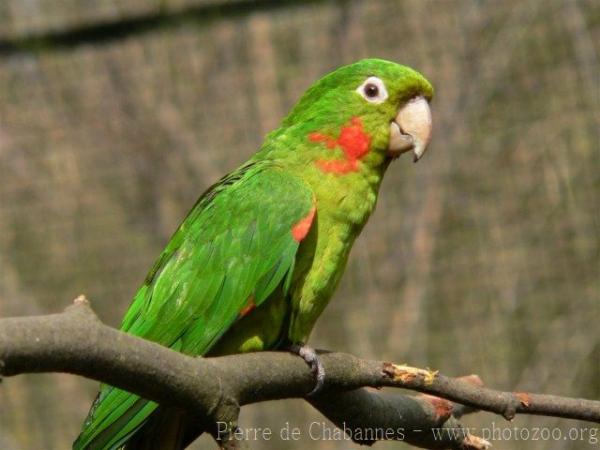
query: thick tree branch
0 298 598 450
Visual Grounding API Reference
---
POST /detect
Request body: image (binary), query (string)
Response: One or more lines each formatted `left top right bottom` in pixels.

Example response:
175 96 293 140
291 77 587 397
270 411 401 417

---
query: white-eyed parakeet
74 58 433 450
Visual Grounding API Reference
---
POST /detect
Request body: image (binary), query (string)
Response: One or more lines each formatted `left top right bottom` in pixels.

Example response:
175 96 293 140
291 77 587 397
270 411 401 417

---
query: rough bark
1 297 598 449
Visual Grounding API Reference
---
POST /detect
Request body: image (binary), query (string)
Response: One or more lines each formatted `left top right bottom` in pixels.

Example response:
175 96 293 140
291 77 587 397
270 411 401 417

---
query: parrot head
268 58 433 172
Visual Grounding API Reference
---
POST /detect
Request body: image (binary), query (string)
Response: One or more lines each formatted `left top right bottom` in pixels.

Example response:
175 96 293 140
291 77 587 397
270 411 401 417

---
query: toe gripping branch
288 343 326 396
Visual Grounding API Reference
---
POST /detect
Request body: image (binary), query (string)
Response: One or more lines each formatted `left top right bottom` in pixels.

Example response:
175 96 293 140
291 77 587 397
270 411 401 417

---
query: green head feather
283 58 432 126
263 58 433 170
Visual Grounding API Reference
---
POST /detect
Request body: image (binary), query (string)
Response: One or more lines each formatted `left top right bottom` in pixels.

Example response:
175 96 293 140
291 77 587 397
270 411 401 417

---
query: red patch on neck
315 159 358 174
291 206 316 242
309 117 371 174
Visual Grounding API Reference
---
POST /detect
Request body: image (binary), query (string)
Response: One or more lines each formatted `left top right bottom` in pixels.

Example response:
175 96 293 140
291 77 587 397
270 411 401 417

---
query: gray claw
289 343 325 396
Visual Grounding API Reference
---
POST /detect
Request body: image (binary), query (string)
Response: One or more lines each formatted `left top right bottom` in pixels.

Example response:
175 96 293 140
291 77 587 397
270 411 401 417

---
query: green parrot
74 58 433 450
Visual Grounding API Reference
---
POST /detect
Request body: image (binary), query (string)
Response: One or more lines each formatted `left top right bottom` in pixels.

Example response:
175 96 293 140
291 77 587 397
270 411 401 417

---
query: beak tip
412 142 427 163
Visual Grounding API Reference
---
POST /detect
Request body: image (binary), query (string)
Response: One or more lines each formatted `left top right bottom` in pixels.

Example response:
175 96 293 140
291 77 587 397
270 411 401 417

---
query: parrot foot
288 343 325 396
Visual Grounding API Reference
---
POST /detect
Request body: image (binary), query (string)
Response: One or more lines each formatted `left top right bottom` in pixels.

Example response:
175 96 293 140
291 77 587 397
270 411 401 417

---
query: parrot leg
287 343 325 396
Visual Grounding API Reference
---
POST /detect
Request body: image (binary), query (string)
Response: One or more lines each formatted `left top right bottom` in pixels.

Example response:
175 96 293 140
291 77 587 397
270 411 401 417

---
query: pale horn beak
387 96 432 162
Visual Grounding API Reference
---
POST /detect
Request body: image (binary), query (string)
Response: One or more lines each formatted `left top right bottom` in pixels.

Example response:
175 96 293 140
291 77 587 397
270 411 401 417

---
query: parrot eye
356 76 388 104
365 84 379 97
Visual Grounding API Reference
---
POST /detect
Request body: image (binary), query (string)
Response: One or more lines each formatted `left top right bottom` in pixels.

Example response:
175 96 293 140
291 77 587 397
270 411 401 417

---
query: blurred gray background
0 1 598 449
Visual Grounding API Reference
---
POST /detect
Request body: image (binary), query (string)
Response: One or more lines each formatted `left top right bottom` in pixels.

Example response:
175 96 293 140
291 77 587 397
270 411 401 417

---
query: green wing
74 163 315 450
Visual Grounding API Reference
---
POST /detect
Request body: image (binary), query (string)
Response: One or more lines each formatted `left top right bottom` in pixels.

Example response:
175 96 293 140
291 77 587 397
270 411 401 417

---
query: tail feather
123 408 188 450
73 389 157 450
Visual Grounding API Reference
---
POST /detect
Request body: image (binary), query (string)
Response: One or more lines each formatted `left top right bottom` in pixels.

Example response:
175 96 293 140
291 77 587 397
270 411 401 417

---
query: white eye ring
356 76 388 104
